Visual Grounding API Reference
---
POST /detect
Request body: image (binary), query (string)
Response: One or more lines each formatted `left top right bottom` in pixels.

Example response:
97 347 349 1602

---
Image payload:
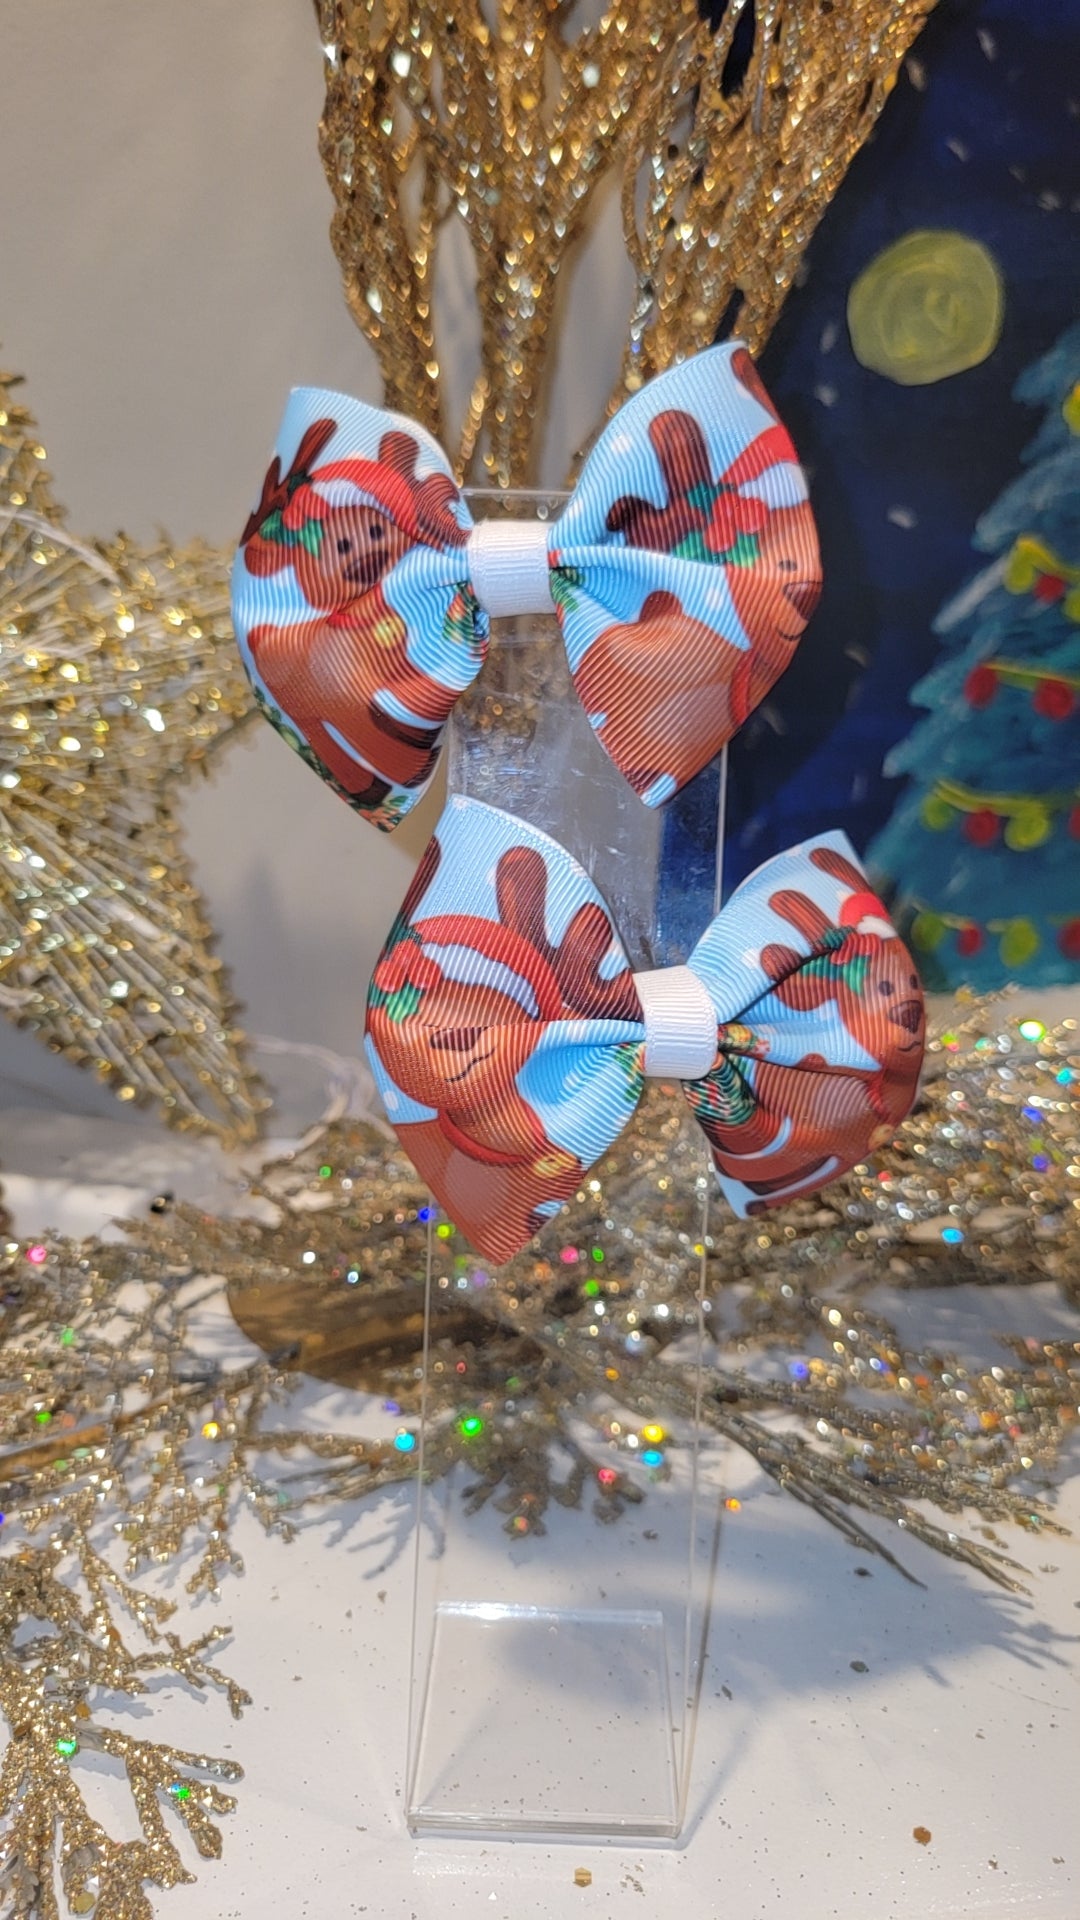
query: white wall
0 0 633 1124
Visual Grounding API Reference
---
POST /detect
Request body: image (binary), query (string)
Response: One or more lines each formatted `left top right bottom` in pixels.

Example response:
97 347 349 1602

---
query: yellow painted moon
847 230 1004 386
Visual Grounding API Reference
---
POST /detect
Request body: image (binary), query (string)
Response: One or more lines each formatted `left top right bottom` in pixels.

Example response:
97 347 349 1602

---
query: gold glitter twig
0 1528 245 1920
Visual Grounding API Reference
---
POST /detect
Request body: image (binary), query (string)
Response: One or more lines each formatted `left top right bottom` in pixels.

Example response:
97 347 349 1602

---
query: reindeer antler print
765 887 837 957
365 801 925 1264
375 431 470 550
606 412 715 553
808 846 894 933
240 417 338 549
730 347 780 422
810 846 871 893
495 848 640 1022
398 833 444 932
759 887 845 1004
492 847 549 954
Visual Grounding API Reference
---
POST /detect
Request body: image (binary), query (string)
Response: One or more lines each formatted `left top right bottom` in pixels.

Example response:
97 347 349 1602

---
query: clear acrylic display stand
403 492 725 1841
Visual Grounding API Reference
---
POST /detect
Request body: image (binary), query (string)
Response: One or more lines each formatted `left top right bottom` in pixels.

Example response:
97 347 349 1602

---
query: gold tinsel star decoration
311 0 939 484
0 372 264 1141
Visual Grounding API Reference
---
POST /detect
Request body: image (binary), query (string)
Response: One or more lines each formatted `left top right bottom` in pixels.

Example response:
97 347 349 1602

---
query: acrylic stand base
408 1601 678 1837
403 1154 711 1844
404 487 721 1841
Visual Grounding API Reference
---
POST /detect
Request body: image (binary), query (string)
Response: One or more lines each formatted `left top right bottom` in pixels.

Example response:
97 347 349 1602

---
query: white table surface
2 1107 1077 1920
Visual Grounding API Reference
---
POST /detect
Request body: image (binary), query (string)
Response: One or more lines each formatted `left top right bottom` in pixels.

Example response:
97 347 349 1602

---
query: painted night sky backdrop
661 0 1080 934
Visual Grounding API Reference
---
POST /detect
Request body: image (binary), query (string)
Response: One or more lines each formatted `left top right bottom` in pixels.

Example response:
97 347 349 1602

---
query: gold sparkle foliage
0 1526 245 1920
2 1009 1076 1593
1 1006 1078 1913
0 372 264 1141
312 0 939 485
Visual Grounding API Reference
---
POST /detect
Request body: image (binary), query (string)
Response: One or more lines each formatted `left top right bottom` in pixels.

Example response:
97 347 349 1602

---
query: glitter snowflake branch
1 1008 1077 1596
0 1539 245 1920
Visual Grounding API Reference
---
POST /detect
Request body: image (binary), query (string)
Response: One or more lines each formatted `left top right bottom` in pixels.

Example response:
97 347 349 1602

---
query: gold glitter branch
0 1526 245 1920
0 372 264 1142
612 0 938 410
312 0 680 477
3 1008 1076 1587
311 0 938 484
2 1006 1079 1914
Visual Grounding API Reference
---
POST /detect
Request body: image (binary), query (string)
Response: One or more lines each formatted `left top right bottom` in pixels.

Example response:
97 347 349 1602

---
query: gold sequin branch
612 0 940 415
309 1 937 484
312 0 690 482
0 373 265 1142
311 1 447 446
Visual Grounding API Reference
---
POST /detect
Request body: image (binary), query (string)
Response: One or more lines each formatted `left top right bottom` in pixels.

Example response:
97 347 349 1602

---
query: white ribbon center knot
465 520 552 617
633 966 718 1080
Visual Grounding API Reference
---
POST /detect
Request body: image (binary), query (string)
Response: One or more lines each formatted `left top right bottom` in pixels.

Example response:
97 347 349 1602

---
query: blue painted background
659 0 1080 938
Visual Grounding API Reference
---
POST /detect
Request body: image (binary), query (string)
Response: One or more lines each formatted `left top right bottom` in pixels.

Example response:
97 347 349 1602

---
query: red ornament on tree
956 925 984 958
1057 919 1080 963
1032 677 1075 720
1033 571 1067 604
1068 806 1080 839
963 808 1000 847
963 663 999 708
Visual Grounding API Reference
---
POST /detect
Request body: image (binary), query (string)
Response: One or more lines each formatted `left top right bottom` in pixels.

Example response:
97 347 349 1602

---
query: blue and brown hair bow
231 344 821 831
363 797 925 1265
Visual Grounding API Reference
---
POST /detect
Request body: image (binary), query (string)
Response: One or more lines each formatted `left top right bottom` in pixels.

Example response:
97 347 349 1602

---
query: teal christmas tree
868 323 1080 989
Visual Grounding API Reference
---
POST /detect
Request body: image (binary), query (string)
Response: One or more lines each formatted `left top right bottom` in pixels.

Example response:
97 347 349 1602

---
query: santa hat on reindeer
239 416 468 578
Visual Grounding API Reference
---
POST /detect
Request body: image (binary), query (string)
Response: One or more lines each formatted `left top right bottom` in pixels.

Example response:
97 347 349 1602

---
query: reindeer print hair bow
231 344 821 832
363 797 925 1265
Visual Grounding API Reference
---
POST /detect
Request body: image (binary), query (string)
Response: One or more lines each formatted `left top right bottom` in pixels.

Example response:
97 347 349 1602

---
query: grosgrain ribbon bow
363 797 925 1265
231 344 821 831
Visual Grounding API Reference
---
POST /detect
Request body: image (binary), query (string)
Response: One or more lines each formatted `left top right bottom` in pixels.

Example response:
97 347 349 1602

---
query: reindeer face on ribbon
232 343 822 832
233 416 478 829
364 798 924 1266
